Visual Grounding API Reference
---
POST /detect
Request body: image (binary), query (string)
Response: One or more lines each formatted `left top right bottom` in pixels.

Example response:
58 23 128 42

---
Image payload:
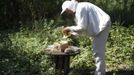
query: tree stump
45 46 80 75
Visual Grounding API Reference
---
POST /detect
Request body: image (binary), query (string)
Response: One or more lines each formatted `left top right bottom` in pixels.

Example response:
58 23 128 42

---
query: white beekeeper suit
61 0 111 75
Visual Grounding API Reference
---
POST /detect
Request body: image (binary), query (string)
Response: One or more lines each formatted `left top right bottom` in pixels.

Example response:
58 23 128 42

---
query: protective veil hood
61 0 78 14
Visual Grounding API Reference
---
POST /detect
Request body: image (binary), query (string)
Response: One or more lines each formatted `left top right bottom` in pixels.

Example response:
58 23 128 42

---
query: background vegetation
0 0 134 30
0 0 134 75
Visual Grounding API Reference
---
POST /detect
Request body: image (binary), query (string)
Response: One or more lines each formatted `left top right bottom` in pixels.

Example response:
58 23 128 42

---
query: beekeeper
61 0 111 75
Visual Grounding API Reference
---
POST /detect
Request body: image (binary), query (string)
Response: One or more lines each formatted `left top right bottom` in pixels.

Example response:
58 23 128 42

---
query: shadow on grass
69 68 134 75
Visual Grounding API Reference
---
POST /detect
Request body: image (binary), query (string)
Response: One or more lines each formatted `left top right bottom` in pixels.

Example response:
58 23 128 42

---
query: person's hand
63 27 71 36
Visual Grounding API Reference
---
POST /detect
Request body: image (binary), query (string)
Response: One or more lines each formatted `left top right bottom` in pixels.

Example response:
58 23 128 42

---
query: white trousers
92 21 111 75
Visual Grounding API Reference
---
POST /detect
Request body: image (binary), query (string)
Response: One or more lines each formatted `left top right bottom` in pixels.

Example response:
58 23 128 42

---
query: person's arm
67 6 87 33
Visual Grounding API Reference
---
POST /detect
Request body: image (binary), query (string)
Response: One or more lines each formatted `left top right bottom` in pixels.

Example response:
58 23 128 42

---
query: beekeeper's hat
60 0 78 15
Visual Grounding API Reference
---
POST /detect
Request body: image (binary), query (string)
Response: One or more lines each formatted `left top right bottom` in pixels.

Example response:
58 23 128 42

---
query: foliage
88 0 134 26
0 0 64 30
0 20 134 75
106 24 134 71
0 0 134 30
